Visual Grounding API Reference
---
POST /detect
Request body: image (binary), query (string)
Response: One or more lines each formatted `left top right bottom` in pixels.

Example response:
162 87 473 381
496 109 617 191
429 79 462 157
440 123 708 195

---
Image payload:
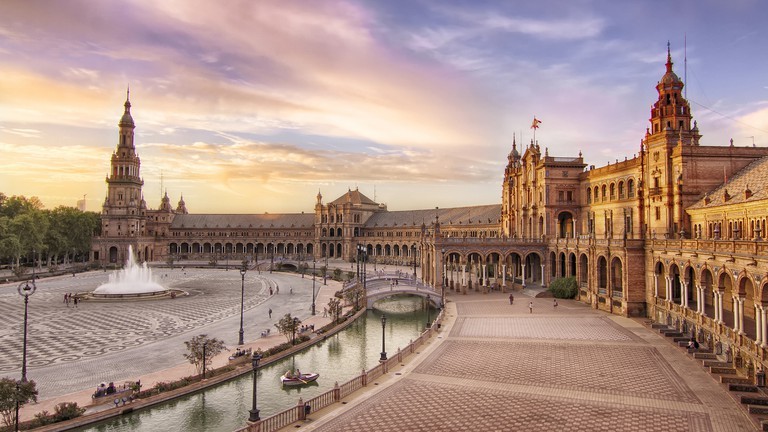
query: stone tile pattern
451 316 634 341
312 380 712 432
415 340 700 403
0 272 268 372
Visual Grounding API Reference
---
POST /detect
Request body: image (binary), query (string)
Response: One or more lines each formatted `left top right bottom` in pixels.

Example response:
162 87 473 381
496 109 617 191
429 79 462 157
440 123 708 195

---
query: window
655 207 661 220
610 184 615 200
628 179 635 197
601 185 606 201
618 181 624 199
587 188 592 204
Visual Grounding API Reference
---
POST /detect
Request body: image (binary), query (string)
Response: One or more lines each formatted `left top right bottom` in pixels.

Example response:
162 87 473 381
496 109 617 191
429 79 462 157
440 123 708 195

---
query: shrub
548 276 578 299
52 402 86 421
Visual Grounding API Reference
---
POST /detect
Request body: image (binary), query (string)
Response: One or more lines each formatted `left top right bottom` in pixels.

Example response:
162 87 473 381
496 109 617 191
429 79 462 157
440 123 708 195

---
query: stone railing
235 309 446 432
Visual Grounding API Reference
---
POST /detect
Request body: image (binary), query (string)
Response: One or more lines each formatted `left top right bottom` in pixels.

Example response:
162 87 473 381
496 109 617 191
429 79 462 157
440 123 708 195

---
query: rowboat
280 372 319 386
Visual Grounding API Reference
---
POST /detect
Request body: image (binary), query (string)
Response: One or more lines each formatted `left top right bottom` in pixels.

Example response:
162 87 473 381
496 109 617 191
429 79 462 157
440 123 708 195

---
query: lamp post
249 352 263 422
239 264 247 345
16 259 37 432
270 244 274 274
441 248 446 308
292 317 299 345
412 245 417 279
380 314 387 362
311 259 317 315
324 253 328 285
356 244 361 282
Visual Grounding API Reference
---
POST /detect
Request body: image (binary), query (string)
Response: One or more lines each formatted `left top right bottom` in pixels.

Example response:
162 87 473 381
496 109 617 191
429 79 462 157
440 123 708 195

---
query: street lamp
292 317 299 345
239 265 247 345
311 259 317 315
412 245 417 279
441 248 446 308
380 314 387 362
248 352 263 422
324 253 328 285
16 259 37 432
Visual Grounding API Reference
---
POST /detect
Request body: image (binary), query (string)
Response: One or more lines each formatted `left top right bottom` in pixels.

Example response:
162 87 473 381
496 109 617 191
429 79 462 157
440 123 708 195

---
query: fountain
91 245 176 299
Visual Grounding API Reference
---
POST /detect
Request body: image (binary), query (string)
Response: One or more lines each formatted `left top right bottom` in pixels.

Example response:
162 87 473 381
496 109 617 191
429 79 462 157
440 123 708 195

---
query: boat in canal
280 371 319 386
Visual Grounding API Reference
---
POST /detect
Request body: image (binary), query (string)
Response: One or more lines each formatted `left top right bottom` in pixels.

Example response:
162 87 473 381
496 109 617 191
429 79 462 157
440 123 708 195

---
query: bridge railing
235 308 446 432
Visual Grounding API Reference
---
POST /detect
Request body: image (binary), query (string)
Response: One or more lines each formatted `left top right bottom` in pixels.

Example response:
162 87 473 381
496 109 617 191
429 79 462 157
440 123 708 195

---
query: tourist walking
269 308 272 319
553 299 558 309
73 296 78 308
509 293 514 305
64 293 69 307
528 301 533 314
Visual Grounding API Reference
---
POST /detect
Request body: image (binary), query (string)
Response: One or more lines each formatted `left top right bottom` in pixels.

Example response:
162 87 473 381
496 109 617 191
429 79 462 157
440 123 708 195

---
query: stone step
749 405 768 415
721 376 752 385
742 395 768 405
673 337 691 343
660 330 683 337
694 352 718 360
711 366 737 375
731 383 759 393
651 323 668 329
704 360 732 368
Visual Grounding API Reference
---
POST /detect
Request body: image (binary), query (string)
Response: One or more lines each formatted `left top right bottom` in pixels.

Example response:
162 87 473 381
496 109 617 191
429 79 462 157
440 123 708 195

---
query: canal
77 296 433 432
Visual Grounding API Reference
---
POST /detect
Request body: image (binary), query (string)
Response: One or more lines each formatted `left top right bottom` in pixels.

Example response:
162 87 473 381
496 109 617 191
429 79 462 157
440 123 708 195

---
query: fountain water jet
93 245 168 296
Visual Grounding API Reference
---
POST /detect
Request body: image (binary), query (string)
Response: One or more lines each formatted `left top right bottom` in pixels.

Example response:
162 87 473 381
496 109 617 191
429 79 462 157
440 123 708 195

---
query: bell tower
98 89 148 262
642 43 701 238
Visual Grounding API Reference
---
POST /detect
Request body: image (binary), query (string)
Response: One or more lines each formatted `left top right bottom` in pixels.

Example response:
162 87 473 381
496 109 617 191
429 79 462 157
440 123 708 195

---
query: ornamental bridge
344 272 443 310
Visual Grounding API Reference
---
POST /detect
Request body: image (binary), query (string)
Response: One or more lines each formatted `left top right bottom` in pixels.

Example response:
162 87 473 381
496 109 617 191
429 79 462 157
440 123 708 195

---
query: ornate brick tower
95 90 150 264
642 43 701 238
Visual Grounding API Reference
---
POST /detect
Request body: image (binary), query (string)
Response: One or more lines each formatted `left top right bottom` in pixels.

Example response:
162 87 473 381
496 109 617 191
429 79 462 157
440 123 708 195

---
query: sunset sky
1 0 766 214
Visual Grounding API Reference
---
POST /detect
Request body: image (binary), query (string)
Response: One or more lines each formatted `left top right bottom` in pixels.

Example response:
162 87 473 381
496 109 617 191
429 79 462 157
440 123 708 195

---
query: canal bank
32 298 360 432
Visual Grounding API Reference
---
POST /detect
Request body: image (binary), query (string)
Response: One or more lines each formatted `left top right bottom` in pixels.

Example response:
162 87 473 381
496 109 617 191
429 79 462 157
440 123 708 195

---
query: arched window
609 183 615 200
627 179 635 197
618 181 624 199
586 188 592 204
601 185 607 201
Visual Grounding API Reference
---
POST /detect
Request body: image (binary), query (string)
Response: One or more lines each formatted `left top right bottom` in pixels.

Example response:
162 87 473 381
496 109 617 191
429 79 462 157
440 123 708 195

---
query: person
323 307 328 317
509 293 514 305
269 308 272 319
64 293 69 307
73 296 78 308
553 299 558 309
528 301 533 314
269 287 273 295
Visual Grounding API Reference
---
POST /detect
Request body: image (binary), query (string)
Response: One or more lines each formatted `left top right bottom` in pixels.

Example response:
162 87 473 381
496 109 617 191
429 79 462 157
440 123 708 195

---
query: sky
1 0 767 214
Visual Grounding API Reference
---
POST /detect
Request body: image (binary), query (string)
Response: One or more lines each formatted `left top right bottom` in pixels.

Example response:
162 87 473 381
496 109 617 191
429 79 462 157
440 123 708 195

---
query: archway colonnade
654 260 768 346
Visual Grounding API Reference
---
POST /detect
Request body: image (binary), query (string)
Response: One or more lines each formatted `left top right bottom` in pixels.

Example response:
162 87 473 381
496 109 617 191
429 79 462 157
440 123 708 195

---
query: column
682 280 689 309
481 264 487 287
717 291 724 323
696 284 704 315
540 264 545 288
522 264 526 287
573 219 577 239
755 305 762 345
653 274 658 298
502 264 507 290
738 298 745 335
732 296 739 332
762 306 767 349
665 277 672 304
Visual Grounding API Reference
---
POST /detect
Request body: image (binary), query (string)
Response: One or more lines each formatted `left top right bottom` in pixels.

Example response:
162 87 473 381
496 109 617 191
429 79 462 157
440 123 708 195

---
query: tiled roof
329 189 377 205
688 155 768 210
364 205 501 228
171 213 314 229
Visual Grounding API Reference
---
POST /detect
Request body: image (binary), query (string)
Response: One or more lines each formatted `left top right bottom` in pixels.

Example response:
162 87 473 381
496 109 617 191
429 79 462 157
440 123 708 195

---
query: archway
655 262 666 300
669 264 681 304
579 254 588 290
569 253 577 277
701 268 714 317
558 211 574 238
719 271 734 329
610 257 623 298
109 246 118 263
558 252 566 278
597 256 607 294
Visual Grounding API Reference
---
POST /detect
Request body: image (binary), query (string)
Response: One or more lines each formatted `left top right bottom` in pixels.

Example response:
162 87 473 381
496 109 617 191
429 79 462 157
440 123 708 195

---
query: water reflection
76 295 434 432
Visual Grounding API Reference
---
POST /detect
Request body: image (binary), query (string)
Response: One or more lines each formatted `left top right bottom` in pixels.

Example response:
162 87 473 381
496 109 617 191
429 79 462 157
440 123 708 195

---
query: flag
531 117 542 129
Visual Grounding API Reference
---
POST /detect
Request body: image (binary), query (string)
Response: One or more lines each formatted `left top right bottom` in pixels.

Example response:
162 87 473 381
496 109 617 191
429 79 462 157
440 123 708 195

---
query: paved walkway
299 290 759 431
0 265 341 422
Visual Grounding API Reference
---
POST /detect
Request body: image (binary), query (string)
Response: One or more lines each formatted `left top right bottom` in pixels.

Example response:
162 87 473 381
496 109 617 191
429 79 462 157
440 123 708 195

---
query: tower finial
127 85 130 102
666 41 673 73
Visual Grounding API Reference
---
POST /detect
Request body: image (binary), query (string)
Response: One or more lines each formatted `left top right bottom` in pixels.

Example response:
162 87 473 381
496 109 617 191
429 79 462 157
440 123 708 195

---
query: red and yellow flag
531 117 542 129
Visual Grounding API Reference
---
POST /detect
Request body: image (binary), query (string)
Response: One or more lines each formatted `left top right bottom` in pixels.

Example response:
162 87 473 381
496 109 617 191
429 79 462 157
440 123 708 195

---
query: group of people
299 324 315 333
507 294 559 313
229 347 252 360
63 293 78 308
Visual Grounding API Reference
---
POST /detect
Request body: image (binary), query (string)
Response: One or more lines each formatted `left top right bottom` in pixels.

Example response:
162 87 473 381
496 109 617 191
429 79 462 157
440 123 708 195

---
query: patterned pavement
305 292 758 432
0 268 321 398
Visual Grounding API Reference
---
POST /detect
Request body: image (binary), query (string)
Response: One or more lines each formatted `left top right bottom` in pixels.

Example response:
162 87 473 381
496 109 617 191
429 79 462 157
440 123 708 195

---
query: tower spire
665 41 673 73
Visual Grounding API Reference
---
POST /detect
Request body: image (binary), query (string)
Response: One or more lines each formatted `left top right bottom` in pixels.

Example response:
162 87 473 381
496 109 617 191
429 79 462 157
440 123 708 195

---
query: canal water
77 296 433 432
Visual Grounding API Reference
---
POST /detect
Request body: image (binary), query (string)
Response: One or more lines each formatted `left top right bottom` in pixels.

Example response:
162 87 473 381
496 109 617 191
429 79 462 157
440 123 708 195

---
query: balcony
648 187 662 196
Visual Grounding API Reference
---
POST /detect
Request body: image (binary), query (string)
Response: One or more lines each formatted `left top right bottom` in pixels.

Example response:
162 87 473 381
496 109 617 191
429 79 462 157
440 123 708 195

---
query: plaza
0 263 341 423
302 289 759 432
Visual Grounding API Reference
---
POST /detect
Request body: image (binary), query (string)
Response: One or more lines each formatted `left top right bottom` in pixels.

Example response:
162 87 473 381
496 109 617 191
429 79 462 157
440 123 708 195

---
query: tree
274 313 301 343
333 268 342 281
327 297 343 323
183 335 227 376
0 378 38 428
